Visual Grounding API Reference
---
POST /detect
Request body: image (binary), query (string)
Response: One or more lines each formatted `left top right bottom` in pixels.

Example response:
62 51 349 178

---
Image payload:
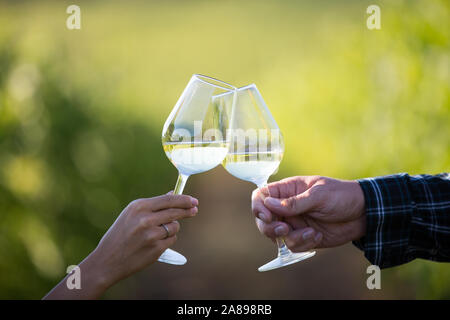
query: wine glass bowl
159 74 236 265
162 75 236 175
221 84 316 271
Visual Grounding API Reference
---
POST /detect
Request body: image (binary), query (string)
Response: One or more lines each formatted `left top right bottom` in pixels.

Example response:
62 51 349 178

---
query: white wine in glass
159 74 236 265
163 141 229 176
223 151 283 187
222 84 316 272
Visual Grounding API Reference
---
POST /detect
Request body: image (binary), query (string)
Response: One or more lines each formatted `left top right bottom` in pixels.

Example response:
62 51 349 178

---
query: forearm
43 250 112 300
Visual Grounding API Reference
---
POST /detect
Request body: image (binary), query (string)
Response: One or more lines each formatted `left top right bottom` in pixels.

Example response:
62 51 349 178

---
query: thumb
264 191 317 216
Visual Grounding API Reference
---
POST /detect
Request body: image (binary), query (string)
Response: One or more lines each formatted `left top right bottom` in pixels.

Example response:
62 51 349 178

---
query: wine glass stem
276 238 291 258
174 173 189 195
258 181 291 258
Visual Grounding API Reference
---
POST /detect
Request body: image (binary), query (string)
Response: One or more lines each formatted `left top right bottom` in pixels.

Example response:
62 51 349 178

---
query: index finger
266 176 311 199
152 207 198 225
252 188 272 223
148 194 198 211
255 218 291 239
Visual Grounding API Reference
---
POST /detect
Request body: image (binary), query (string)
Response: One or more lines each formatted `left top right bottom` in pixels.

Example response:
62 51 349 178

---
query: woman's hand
251 176 365 252
44 193 198 299
92 193 198 285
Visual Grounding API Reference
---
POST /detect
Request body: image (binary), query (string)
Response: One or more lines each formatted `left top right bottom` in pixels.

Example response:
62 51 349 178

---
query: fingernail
265 197 281 207
314 232 322 242
302 229 314 240
191 206 198 214
258 213 267 222
275 225 287 237
191 197 198 206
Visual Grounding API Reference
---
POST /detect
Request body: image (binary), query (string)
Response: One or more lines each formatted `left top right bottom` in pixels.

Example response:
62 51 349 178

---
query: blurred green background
0 0 449 299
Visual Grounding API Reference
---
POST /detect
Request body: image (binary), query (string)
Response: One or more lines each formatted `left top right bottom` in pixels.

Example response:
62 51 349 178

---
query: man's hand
251 176 366 252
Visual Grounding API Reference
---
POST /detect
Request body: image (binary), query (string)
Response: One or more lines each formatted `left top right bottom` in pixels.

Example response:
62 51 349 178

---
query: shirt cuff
353 174 415 268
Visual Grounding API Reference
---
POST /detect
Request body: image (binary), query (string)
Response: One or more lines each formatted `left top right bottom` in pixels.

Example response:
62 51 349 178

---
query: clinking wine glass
221 84 315 271
160 74 236 265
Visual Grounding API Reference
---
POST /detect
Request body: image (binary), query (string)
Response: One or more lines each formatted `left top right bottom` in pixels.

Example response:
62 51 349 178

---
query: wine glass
221 84 315 271
159 74 236 265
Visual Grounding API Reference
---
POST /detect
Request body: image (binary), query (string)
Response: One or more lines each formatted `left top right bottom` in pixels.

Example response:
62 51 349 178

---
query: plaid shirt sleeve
352 172 450 269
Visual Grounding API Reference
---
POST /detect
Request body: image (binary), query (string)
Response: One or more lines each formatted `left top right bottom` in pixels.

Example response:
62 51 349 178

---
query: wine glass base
258 251 316 272
157 248 187 265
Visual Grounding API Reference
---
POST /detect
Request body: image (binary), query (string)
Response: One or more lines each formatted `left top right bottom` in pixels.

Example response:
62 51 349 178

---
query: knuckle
164 194 175 203
283 197 296 212
168 194 190 207
182 195 193 207
315 176 328 187
139 216 153 228
313 175 322 181
129 199 146 212
191 207 198 216
146 230 159 243
128 200 139 211
317 176 327 182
